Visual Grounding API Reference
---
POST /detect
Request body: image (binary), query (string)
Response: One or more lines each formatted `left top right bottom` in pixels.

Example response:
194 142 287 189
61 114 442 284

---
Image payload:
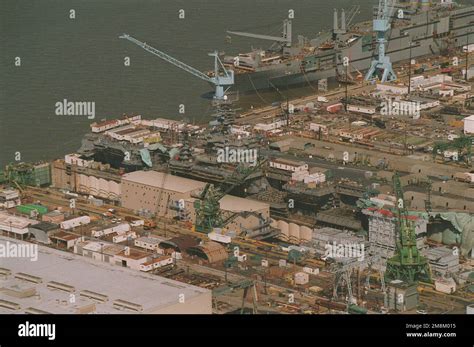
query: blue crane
119 34 234 101
365 0 397 82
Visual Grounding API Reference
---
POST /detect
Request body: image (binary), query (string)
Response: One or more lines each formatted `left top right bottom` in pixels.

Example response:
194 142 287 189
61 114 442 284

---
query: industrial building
0 237 211 314
0 189 21 209
386 280 419 312
187 241 229 264
121 171 206 217
274 220 313 243
28 222 59 244
52 156 122 202
218 195 272 237
422 246 460 277
134 235 166 253
159 235 200 254
362 207 427 269
0 212 39 239
310 227 367 258
464 115 474 134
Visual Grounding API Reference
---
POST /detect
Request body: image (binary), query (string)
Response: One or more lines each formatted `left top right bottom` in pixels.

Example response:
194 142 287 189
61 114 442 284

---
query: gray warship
222 0 474 93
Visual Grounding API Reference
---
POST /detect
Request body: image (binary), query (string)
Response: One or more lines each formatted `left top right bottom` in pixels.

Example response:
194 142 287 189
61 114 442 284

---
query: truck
143 219 156 230
463 44 474 53
454 172 474 183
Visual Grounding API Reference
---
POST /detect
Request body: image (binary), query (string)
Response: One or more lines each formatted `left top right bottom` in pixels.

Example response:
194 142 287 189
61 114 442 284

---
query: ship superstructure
223 0 474 93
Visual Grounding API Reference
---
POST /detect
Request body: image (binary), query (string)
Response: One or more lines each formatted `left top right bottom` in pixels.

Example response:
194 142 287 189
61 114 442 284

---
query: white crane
365 0 397 82
119 34 234 101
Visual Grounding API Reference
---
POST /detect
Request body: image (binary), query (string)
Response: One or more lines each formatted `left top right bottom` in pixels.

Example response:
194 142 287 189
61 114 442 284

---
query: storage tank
278 220 289 238
300 226 312 242
289 223 300 240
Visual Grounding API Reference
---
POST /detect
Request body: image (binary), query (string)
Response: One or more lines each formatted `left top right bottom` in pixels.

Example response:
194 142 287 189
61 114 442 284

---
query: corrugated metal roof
122 171 206 194
187 241 228 263
159 235 200 252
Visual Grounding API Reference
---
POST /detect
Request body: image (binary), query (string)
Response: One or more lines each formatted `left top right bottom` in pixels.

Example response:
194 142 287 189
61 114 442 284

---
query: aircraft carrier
223 0 474 93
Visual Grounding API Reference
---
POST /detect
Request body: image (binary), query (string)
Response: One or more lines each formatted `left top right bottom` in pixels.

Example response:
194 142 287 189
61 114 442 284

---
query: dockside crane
119 34 234 101
227 19 292 47
384 172 431 284
365 0 397 82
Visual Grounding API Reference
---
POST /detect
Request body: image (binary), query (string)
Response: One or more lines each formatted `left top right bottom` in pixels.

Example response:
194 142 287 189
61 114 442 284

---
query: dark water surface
1 0 380 166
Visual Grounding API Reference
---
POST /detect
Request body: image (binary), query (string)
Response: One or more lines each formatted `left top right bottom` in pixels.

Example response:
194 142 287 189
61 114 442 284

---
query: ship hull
231 5 474 94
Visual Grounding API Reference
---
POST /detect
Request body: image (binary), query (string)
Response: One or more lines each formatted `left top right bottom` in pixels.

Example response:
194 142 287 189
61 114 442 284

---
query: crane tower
384 172 431 284
365 0 397 82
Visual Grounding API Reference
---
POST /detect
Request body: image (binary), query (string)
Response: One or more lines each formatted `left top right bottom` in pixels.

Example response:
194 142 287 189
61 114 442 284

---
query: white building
422 247 459 277
0 212 39 239
269 158 308 172
65 154 93 168
1 237 211 314
464 115 474 134
114 247 151 271
92 223 130 238
376 84 408 95
60 216 91 230
134 236 165 253
139 256 174 272
112 231 137 244
74 241 125 265
140 118 185 130
309 123 328 135
347 104 377 114
254 119 286 131
0 189 21 209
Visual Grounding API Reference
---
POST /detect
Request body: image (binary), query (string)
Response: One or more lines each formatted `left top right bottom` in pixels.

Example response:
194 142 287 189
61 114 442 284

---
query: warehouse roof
270 158 307 167
219 195 269 213
29 221 58 232
0 237 210 314
159 235 201 252
0 212 39 230
122 171 206 193
187 241 228 263
49 231 81 242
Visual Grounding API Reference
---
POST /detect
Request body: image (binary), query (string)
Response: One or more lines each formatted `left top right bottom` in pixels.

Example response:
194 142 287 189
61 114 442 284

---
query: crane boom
119 34 212 83
119 33 233 100
227 19 292 47
226 31 290 43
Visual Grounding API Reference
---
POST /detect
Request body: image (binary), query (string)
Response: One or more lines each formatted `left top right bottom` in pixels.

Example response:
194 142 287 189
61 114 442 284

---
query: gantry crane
332 253 387 311
212 279 258 314
385 172 431 284
119 34 234 101
365 0 397 82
